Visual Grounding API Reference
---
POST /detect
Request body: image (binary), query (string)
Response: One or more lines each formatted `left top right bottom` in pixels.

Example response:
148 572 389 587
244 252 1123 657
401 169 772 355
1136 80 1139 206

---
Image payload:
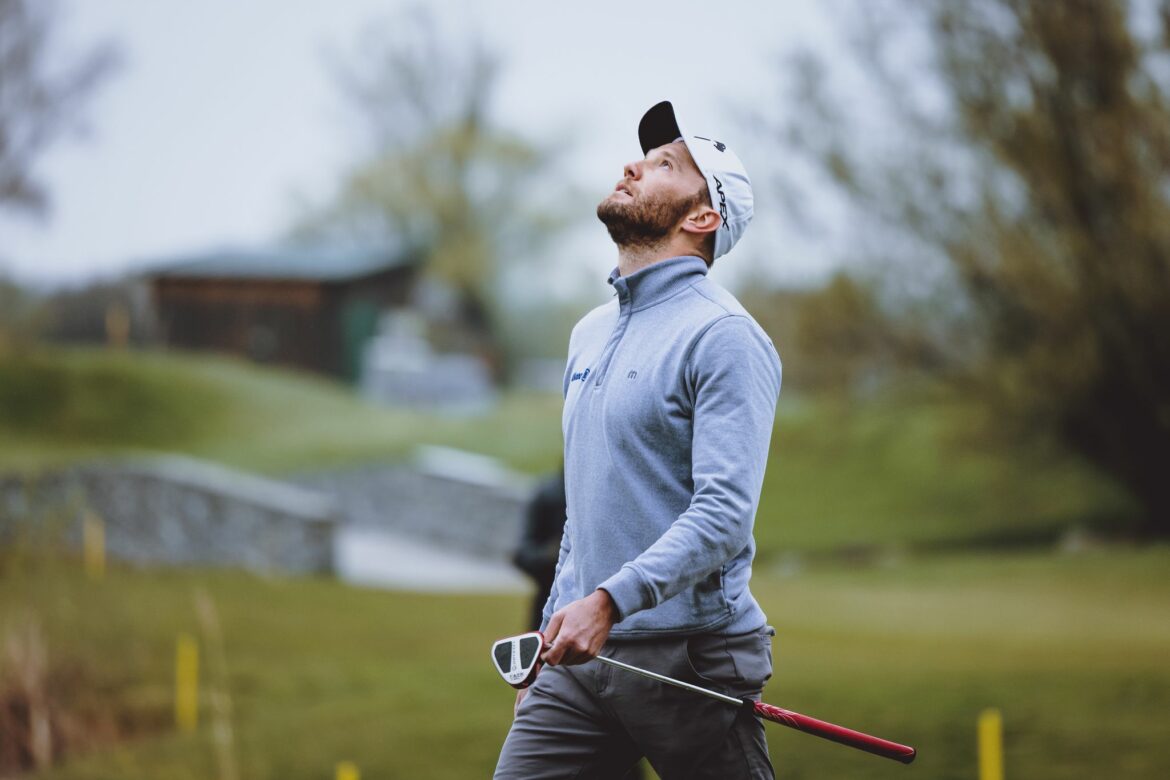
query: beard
596 187 699 249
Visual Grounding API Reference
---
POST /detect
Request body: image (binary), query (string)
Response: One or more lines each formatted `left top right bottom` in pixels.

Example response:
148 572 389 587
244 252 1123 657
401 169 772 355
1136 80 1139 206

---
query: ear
680 205 721 237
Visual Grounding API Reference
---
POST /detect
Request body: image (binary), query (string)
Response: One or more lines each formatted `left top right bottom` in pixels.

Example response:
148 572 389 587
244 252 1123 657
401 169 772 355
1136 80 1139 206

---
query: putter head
491 631 545 689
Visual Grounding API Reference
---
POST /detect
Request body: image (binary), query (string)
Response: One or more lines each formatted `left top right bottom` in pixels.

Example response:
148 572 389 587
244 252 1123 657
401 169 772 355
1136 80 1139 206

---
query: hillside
0 347 1130 556
0 348 564 476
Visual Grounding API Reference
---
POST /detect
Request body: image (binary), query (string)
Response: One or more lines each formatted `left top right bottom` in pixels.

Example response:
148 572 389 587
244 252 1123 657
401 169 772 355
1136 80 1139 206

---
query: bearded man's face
596 187 701 248
597 141 709 250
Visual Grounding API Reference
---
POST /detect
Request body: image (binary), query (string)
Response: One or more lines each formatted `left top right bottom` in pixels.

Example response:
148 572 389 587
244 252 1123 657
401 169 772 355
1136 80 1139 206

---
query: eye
660 159 672 169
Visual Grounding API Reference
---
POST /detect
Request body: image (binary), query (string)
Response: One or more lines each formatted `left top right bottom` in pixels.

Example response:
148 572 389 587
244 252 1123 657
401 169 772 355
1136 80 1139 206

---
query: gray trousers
495 626 775 780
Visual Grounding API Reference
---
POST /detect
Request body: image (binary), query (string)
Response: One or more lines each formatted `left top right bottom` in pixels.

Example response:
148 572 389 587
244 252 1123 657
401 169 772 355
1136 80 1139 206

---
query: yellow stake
176 634 199 733
978 708 1004 780
83 510 105 580
335 761 360 780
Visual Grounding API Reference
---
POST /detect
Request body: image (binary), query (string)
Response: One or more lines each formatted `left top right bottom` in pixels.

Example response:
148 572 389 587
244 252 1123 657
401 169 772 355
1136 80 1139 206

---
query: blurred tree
290 7 571 380
773 0 1170 536
36 278 148 347
0 275 46 351
795 272 923 395
0 0 119 219
739 272 945 397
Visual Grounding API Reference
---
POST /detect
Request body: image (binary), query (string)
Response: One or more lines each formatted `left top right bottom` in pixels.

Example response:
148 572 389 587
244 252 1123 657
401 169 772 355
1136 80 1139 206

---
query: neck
616 237 701 278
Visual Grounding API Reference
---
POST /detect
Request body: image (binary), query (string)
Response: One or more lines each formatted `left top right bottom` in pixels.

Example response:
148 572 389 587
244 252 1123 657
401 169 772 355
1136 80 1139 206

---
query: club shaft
593 655 744 706
590 654 916 764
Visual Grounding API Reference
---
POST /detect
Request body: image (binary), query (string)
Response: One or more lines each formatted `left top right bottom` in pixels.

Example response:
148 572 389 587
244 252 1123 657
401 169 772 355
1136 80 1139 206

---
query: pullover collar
607 255 708 312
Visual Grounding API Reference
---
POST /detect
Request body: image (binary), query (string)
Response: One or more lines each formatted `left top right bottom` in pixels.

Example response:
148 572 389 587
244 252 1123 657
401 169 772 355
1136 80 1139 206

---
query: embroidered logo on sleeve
571 367 591 382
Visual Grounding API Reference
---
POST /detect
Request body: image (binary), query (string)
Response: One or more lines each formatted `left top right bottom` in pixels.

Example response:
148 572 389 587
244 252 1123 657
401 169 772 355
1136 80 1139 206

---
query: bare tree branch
0 0 120 218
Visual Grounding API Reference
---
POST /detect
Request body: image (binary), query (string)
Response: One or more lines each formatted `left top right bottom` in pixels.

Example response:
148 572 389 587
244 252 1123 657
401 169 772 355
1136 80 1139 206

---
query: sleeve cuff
598 565 654 621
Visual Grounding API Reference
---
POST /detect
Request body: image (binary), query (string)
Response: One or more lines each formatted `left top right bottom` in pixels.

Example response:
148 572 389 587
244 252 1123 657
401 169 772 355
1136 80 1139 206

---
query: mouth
614 183 633 197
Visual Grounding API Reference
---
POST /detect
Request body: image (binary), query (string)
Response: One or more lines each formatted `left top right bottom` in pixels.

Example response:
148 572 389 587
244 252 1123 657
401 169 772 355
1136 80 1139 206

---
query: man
494 101 782 779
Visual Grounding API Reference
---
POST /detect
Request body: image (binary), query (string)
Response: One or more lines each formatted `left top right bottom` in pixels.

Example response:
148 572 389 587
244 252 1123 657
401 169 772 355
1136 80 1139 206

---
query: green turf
0 342 1156 779
4 548 1167 779
0 348 565 476
754 548 1170 778
756 390 1134 556
0 348 1130 558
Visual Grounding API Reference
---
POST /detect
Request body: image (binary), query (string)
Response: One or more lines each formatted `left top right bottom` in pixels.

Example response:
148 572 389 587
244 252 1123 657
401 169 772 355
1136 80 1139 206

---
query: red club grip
752 702 917 764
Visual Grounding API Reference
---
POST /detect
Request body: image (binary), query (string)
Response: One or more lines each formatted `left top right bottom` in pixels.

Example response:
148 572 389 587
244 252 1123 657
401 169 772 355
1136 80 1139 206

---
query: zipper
592 287 632 388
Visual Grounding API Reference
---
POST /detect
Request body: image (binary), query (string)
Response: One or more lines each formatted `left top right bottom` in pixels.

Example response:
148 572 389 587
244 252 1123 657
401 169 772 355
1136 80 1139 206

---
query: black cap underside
638 100 682 155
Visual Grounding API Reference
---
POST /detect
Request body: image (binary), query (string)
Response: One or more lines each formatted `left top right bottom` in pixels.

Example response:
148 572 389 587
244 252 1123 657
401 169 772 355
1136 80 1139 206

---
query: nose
623 160 642 180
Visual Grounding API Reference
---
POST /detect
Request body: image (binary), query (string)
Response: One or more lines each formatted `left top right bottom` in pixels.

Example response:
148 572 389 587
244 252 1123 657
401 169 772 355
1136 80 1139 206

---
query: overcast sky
1 0 851 295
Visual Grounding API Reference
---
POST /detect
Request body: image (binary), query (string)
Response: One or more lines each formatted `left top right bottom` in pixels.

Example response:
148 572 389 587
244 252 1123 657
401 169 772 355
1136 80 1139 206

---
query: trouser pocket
684 626 773 692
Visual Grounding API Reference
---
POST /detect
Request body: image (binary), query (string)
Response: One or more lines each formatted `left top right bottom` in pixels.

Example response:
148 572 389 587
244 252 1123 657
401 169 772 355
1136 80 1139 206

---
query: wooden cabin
150 246 419 381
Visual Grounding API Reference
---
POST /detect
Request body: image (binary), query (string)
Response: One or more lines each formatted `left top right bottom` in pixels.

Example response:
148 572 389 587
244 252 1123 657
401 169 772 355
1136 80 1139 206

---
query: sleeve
598 315 782 620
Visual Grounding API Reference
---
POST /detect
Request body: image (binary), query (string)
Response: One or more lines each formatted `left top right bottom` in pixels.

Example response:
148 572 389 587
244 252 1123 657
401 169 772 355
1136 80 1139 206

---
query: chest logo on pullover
571 368 591 382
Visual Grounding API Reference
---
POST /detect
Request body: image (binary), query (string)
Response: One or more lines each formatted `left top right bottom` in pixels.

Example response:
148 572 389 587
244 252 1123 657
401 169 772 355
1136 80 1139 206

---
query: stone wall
0 456 339 574
292 447 533 561
0 449 541 578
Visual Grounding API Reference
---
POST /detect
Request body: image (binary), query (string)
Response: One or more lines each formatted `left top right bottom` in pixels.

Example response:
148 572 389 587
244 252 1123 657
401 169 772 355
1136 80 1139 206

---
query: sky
1 0 850 296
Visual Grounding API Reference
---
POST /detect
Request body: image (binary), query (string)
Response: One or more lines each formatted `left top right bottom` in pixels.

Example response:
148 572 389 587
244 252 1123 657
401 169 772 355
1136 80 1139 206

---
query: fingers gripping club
490 632 916 764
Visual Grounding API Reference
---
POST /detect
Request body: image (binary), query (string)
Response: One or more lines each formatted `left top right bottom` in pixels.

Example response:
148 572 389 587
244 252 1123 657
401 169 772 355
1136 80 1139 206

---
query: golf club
491 631 917 765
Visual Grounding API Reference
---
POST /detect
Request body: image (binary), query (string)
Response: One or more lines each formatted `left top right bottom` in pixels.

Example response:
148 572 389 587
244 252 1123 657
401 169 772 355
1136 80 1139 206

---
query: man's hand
541 589 618 666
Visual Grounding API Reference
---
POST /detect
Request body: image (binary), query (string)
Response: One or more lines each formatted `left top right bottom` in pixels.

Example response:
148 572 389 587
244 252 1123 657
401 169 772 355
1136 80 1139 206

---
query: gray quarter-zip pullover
543 255 782 638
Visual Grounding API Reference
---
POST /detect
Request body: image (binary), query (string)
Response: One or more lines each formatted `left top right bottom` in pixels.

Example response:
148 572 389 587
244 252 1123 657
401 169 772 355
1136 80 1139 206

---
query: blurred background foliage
0 0 119 220
1 0 1169 778
285 7 579 380
766 0 1170 538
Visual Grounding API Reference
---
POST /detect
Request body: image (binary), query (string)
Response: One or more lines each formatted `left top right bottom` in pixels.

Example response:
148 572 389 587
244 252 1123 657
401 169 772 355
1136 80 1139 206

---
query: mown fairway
0 348 565 477
4 548 1167 779
1 348 1164 778
0 348 1130 556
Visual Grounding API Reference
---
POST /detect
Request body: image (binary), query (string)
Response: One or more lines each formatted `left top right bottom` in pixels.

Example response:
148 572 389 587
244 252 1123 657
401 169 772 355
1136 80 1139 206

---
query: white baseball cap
638 100 753 260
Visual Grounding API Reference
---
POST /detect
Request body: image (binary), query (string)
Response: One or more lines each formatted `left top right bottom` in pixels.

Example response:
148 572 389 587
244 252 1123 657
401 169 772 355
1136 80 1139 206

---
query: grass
0 348 1162 776
754 548 1170 778
0 348 565 476
3 547 1167 779
756 389 1133 556
0 347 1130 558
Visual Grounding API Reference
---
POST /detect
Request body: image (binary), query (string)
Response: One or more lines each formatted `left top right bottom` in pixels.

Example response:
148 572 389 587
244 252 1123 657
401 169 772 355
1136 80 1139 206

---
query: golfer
494 101 782 779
